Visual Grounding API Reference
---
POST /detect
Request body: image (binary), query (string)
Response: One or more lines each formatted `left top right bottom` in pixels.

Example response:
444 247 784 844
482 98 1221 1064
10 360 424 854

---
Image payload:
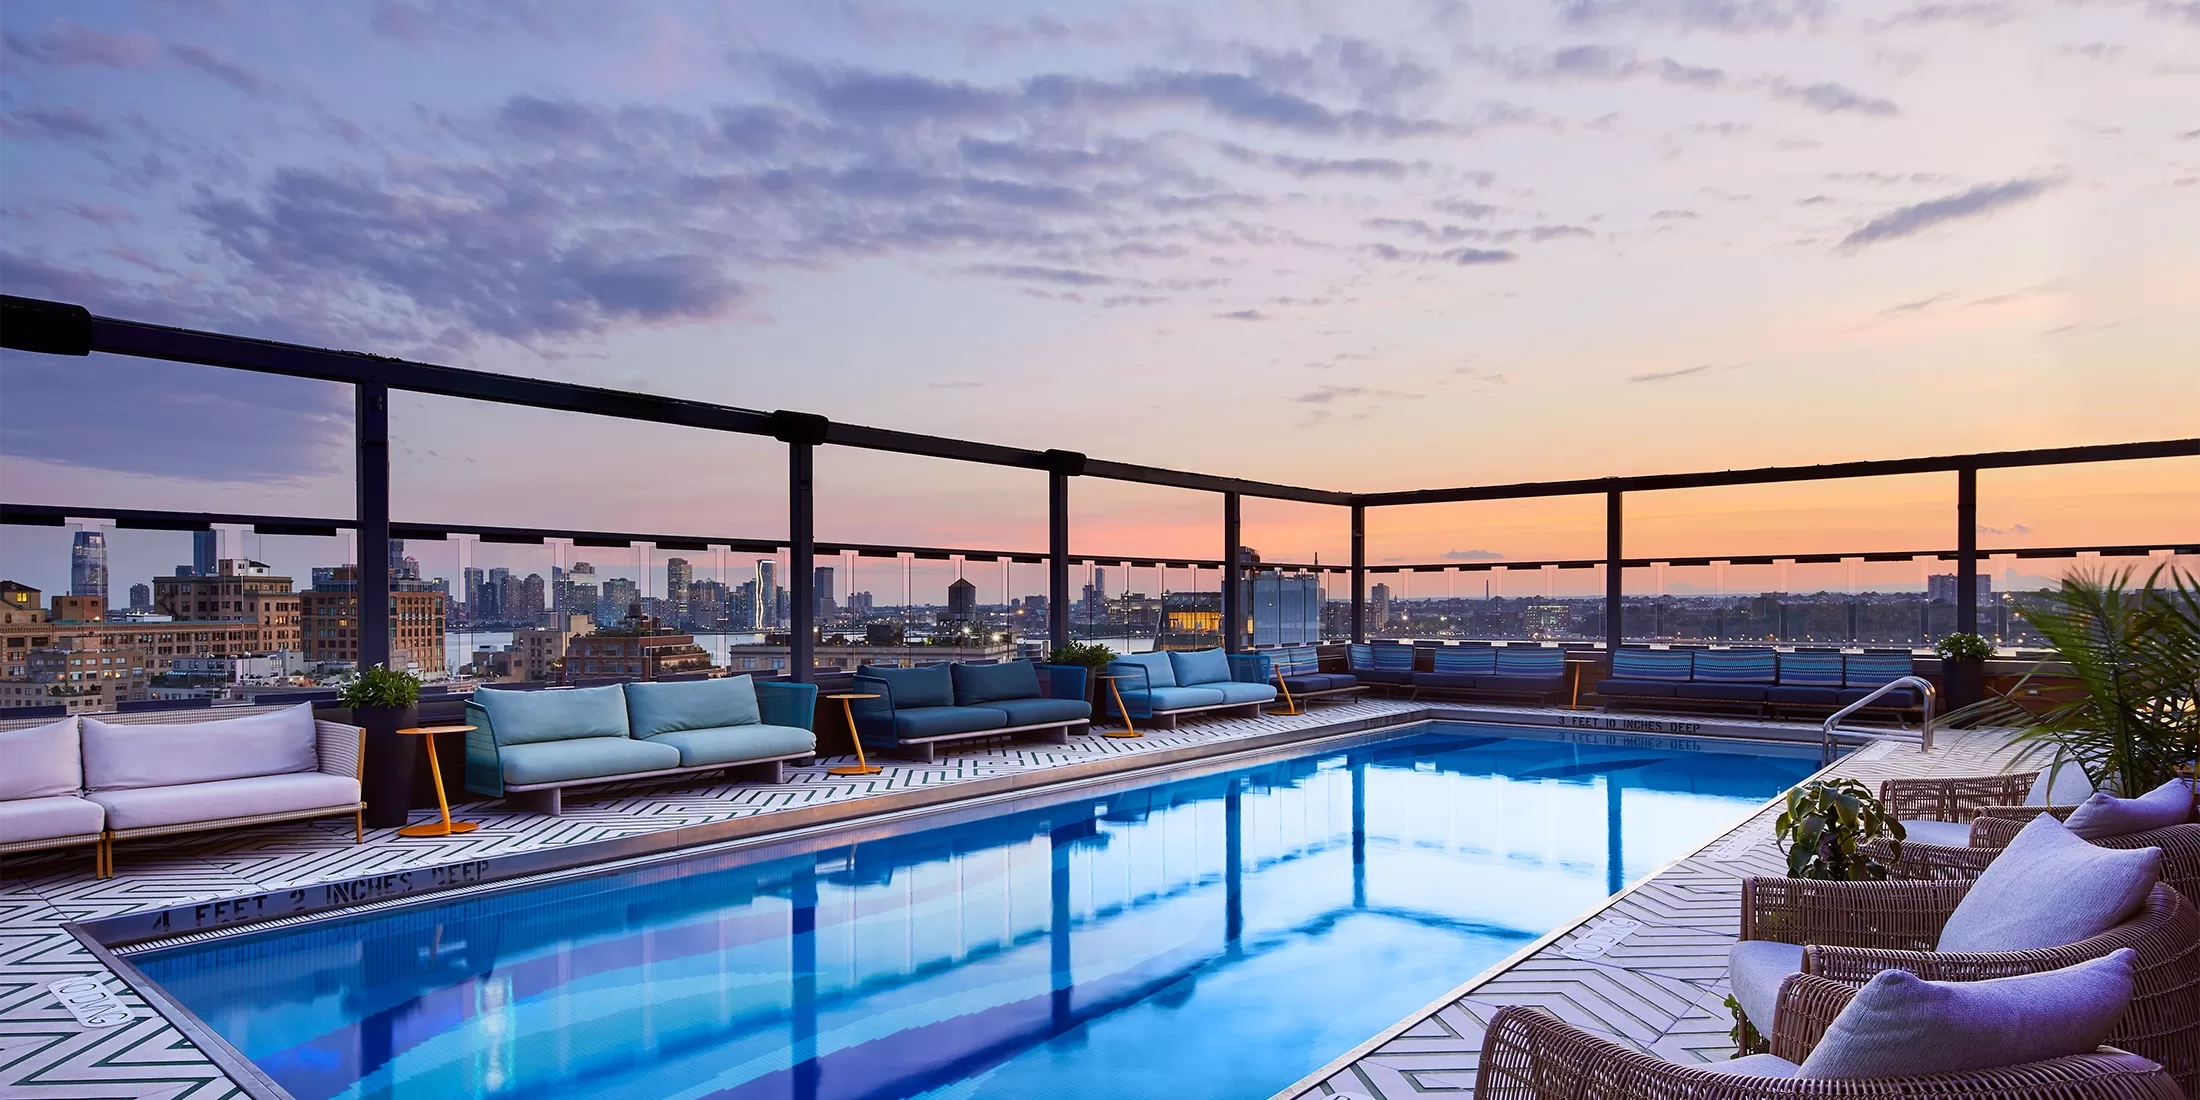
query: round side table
825 693 883 775
1094 674 1140 738
395 725 479 837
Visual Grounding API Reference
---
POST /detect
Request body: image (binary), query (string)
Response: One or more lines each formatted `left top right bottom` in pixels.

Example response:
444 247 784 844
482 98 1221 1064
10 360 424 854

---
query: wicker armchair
1878 771 2041 825
1739 878 2200 1094
1473 1000 2182 1099
1868 794 2200 913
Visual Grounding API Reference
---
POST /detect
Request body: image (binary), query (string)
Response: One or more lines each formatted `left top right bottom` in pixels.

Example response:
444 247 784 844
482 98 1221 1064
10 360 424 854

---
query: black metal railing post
1043 451 1083 651
1349 502 1366 643
1222 491 1242 651
355 381 391 669
1604 488 1623 657
772 412 829 684
1956 466 1978 637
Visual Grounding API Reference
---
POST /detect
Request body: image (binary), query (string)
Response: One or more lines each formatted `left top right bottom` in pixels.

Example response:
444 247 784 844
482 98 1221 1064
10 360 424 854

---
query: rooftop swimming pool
130 722 1821 1100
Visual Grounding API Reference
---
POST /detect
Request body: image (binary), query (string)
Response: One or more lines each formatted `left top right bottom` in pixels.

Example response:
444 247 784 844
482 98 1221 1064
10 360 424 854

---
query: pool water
133 724 1819 1100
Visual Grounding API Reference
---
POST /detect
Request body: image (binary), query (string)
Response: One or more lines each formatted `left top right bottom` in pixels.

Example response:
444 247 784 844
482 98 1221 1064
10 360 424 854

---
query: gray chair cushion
1727 939 1805 1034
1898 819 1973 847
88 773 360 831
891 706 1008 741
497 737 680 787
1208 681 1277 705
1797 949 2136 1079
2065 777 2196 840
1700 1054 1801 1079
989 697 1090 727
1936 815 2161 953
82 705 318 790
643 724 814 767
0 716 81 800
0 795 104 844
2026 759 2096 806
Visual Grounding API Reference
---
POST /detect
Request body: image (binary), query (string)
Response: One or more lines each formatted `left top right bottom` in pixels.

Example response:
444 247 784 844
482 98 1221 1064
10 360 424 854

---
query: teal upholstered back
624 676 761 738
952 660 1042 705
472 683 630 745
1169 648 1233 686
1495 647 1564 675
858 664 955 709
1112 651 1176 688
1430 646 1497 674
1693 650 1776 684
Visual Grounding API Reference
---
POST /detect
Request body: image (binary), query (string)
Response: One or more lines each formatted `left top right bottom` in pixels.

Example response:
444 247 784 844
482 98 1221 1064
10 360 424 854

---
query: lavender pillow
1797 950 2135 1079
2065 777 2197 840
1937 814 2159 953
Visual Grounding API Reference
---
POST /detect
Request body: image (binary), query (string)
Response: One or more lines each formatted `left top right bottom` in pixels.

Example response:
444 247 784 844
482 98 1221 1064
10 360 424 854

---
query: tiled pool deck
1 700 2020 1099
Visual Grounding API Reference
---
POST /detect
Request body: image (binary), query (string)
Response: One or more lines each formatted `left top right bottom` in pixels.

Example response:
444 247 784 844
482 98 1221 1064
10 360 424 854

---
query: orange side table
825 693 883 775
396 725 479 837
1095 674 1140 738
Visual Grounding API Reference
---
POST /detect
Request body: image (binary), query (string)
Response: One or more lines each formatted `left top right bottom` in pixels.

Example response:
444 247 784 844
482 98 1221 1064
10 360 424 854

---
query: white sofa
0 705 365 878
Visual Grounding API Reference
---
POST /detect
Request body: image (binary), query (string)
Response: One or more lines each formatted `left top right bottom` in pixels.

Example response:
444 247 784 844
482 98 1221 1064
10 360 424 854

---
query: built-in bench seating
465 676 818 815
1346 643 1417 690
1405 644 1571 702
1239 645 1361 711
1597 647 1921 717
1101 649 1277 728
852 660 1091 763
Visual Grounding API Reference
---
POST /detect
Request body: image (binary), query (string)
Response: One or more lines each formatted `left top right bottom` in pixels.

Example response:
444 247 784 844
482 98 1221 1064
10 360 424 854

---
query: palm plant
1947 565 2200 798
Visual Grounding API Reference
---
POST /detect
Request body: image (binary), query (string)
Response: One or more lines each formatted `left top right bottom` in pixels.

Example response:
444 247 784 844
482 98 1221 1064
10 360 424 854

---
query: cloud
1218 144 1429 179
1875 3 2021 28
4 23 278 94
1450 247 1519 264
1550 0 1829 31
1878 293 1950 316
1443 548 1506 561
166 44 276 95
0 107 115 142
927 381 986 390
1627 363 1717 383
963 264 1114 287
1976 523 2032 535
1218 309 1267 321
1769 80 1899 116
1296 384 1422 405
1651 209 1699 221
1838 177 2056 251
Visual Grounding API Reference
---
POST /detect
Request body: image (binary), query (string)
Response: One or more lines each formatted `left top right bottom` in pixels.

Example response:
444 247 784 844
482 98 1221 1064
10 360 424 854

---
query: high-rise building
484 567 511 621
600 577 640 627
946 577 977 621
754 560 778 629
191 529 219 576
1369 582 1393 632
388 539 416 579
1242 568 1320 646
563 562 599 621
298 566 448 673
1926 574 1992 604
128 583 152 611
461 567 485 619
665 558 693 619
814 566 836 617
519 573 547 619
152 559 304 657
70 530 108 602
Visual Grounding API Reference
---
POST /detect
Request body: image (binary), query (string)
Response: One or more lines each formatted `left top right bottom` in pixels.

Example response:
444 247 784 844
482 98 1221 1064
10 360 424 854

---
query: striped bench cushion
1349 644 1416 671
1269 646 1321 676
1495 647 1564 675
1430 646 1497 674
1845 653 1916 687
1611 648 1693 681
1693 650 1776 684
1777 652 1845 687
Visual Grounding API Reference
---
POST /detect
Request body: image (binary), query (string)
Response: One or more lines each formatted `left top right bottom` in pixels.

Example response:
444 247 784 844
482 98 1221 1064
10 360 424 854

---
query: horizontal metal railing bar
1360 439 2200 506
1360 543 2198 574
80 311 1346 505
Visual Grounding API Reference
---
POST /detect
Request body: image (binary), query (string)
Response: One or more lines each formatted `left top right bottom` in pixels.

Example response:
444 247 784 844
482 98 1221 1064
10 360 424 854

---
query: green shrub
1047 642 1119 670
1934 632 1994 662
338 664 422 709
1774 778 1905 881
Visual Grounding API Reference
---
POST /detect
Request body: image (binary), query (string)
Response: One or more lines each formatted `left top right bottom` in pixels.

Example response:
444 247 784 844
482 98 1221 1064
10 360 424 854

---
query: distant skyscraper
388 539 416 579
814 566 836 616
1369 582 1393 632
192 529 219 576
128 583 152 611
461 567 485 617
1926 573 1992 603
70 530 108 602
601 577 640 626
666 558 692 616
946 577 977 621
754 560 778 629
1092 566 1107 602
520 573 547 618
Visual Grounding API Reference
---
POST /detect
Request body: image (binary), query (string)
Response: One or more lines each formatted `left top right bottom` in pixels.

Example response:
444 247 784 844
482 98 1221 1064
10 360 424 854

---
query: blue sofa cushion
499 737 680 786
952 660 1042 706
1693 650 1776 684
1356 668 1416 685
1766 685 1840 705
1112 652 1177 689
644 724 814 767
1676 683 1769 702
1476 674 1564 694
1208 681 1277 706
990 697 1092 727
1169 648 1233 686
1598 679 1677 698
1413 671 1480 689
1496 648 1564 675
1285 673 1355 692
624 676 760 738
1118 686 1227 714
892 705 1009 741
860 664 954 709
1839 685 1919 707
1845 653 1916 688
1611 649 1693 682
1430 647 1497 674
1778 652 1845 687
1349 644 1416 672
474 683 630 745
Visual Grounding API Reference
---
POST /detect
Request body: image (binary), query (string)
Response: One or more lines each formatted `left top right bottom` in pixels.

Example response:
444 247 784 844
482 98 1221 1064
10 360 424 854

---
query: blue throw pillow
625 676 760 738
952 660 1041 705
1169 648 1232 686
472 683 630 745
1113 652 1176 689
859 664 954 709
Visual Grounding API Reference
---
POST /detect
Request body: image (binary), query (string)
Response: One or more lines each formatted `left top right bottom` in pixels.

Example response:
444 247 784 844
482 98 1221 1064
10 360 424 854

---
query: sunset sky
1 0 2194 600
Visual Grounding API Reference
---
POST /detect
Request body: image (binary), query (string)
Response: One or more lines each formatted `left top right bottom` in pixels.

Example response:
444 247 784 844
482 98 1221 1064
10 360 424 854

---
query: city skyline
2 2 2196 560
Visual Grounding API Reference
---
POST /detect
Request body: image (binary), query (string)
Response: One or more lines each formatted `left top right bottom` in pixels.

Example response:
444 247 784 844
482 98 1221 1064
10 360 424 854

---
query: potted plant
1727 778 1906 1052
1934 631 1994 710
341 664 422 829
1043 642 1118 706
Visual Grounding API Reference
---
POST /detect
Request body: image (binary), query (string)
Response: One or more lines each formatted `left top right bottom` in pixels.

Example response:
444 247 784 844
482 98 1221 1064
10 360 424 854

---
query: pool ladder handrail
1820 675 1936 765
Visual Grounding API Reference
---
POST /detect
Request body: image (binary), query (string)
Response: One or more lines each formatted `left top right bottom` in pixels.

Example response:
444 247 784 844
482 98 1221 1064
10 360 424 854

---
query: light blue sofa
1101 648 1277 728
850 660 1091 762
465 676 817 814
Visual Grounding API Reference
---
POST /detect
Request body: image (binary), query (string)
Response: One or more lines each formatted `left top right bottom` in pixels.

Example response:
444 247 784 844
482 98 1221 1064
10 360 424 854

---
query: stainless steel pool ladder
1820 675 1935 766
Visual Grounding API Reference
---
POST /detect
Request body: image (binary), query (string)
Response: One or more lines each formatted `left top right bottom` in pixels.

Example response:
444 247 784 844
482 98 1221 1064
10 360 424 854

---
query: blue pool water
133 724 1819 1100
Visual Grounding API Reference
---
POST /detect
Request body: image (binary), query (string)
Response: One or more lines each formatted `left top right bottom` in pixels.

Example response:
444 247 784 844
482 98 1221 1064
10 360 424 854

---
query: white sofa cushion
2066 777 2196 840
82 705 318 791
1796 949 2135 1079
0 795 104 844
0 716 81 800
87 772 360 831
1726 939 1806 1034
1896 819 1971 847
1937 814 2159 953
2026 758 2094 806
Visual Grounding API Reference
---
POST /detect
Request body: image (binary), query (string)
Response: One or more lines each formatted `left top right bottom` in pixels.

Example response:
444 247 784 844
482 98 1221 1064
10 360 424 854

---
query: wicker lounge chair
1736 877 2200 1094
1474 998 2183 1099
